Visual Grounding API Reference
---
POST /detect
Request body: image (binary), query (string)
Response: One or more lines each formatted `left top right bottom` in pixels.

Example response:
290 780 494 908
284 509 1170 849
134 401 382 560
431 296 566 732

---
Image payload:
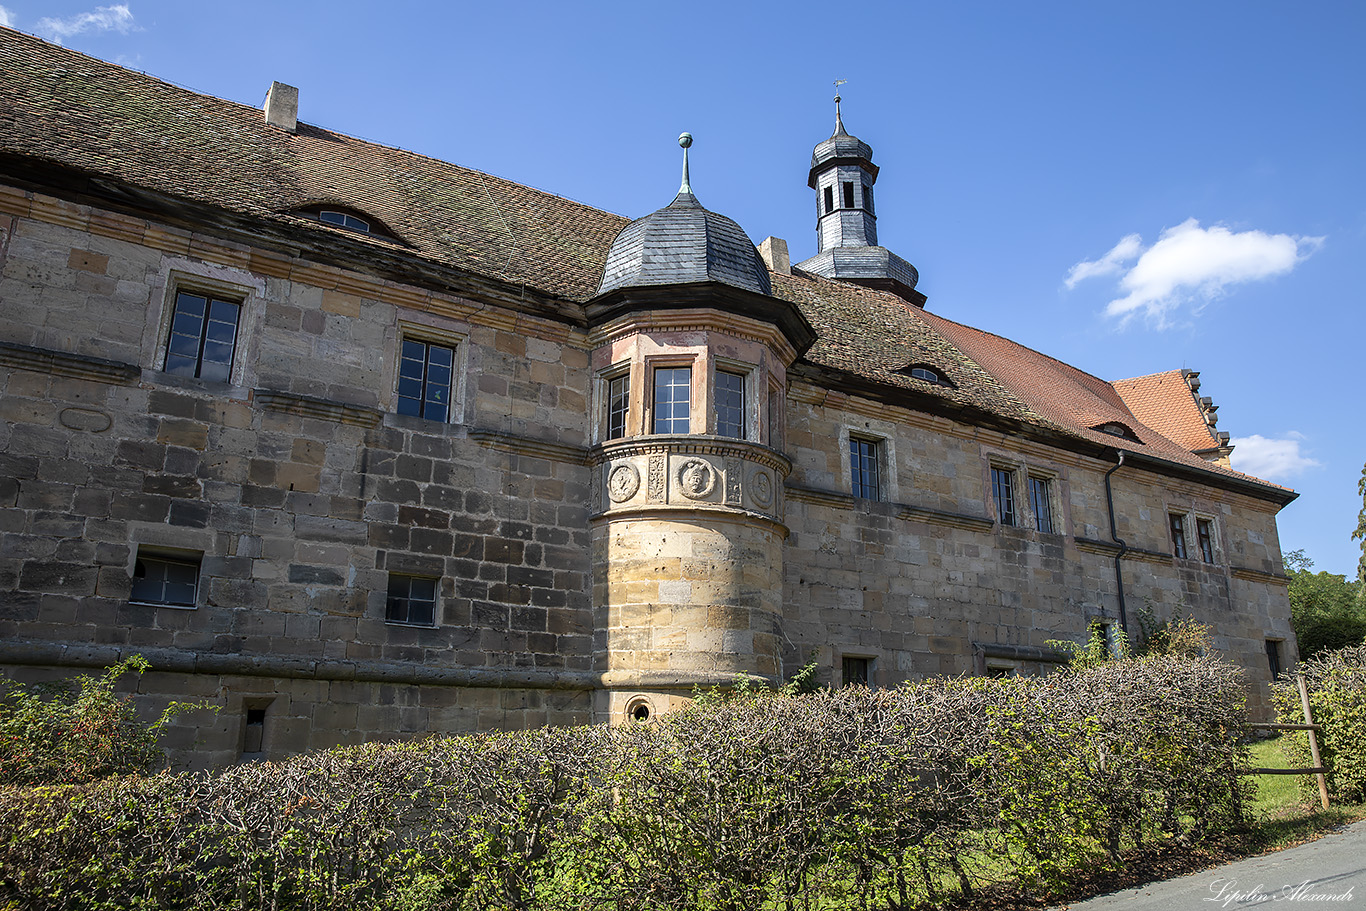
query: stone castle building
0 29 1296 766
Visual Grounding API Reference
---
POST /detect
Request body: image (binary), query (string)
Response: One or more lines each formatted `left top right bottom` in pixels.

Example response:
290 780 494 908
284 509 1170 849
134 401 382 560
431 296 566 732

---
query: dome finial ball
678 132 693 149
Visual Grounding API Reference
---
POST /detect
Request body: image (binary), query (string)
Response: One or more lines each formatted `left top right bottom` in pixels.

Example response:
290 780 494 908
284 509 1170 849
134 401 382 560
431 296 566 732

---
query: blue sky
4 1 1362 576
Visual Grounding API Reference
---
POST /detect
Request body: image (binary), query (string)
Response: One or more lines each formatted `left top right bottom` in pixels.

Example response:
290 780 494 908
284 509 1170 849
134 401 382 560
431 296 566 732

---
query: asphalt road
1051 819 1365 909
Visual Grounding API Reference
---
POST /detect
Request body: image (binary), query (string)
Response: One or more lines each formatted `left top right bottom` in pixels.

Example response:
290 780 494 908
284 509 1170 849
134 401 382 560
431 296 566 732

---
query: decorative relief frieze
592 437 788 524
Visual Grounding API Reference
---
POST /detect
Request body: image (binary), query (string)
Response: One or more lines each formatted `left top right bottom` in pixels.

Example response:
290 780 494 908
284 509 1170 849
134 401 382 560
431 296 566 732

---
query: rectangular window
397 338 455 422
991 466 1016 526
842 656 871 687
606 373 630 441
1170 513 1188 559
243 708 266 754
1266 639 1282 678
1028 476 1054 533
130 550 201 608
1196 518 1215 562
164 290 240 382
715 370 746 440
824 185 834 214
653 366 691 434
863 183 874 214
386 573 438 627
850 437 881 500
842 181 855 208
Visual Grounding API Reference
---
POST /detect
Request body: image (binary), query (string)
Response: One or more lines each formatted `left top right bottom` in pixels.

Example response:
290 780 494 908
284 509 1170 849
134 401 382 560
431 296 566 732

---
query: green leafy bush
0 656 205 786
0 657 1250 911
1273 644 1366 802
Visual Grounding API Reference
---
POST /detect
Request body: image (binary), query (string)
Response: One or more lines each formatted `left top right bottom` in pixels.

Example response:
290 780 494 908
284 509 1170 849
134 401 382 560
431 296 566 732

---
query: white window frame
392 319 468 425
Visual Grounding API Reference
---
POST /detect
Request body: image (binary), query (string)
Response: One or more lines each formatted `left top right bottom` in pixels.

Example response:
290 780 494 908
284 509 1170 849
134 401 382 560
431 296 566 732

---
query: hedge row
0 655 1249 911
1273 644 1366 803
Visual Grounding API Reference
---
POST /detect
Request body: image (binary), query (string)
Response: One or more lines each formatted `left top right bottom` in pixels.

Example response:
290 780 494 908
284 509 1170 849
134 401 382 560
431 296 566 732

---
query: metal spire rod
678 132 693 195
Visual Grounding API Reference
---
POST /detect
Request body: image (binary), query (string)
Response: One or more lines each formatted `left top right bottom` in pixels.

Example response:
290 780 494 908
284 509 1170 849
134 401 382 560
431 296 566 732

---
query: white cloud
36 4 135 45
0 6 15 28
1066 219 1323 327
1064 233 1141 289
1230 432 1321 481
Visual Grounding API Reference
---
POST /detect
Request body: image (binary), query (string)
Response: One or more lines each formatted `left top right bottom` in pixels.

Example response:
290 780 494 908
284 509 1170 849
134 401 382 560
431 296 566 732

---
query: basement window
842 655 872 687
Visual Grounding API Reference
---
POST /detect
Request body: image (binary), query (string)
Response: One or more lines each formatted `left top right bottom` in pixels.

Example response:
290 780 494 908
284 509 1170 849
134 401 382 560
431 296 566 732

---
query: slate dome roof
595 189 773 297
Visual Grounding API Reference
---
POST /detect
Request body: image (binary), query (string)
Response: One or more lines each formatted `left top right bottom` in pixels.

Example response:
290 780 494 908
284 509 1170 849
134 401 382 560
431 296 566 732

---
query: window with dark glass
992 466 1016 526
1196 518 1215 562
130 551 200 607
243 708 266 754
164 291 240 382
824 186 834 214
1170 514 1188 559
1266 639 1281 678
386 574 438 627
1029 476 1054 533
319 210 371 233
398 339 455 421
606 373 629 441
842 656 871 687
842 181 855 209
863 183 874 214
715 370 746 440
909 366 939 383
653 367 691 434
850 437 881 500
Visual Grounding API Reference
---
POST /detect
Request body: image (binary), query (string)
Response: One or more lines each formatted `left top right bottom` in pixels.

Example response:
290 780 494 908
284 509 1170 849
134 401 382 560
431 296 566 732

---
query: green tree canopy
1285 549 1366 661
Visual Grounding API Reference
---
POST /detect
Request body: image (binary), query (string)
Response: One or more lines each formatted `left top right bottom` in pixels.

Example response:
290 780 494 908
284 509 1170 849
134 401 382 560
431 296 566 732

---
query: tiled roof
0 27 630 301
1112 370 1221 453
0 28 1290 501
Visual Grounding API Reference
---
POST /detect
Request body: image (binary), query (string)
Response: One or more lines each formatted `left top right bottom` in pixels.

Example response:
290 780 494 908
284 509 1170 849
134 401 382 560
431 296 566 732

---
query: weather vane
833 78 847 131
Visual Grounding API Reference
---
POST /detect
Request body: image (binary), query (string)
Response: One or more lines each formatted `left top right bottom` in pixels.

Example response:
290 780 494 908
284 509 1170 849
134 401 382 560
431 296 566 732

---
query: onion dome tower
795 88 926 307
584 134 814 724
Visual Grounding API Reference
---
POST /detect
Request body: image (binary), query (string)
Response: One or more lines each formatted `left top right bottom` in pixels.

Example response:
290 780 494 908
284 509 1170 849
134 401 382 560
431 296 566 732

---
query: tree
1355 462 1366 589
1285 550 1366 661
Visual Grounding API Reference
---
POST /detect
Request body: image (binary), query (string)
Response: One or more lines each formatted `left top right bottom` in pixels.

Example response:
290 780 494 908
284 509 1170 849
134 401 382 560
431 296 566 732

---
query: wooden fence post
1297 674 1330 811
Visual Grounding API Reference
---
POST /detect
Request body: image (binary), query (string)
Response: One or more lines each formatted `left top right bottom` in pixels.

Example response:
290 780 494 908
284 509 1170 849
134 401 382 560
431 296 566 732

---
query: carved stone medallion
749 468 774 508
607 463 641 503
677 458 716 500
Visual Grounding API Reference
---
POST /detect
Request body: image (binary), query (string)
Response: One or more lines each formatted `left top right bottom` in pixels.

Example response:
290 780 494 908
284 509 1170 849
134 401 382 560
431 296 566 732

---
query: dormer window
910 367 939 383
895 363 955 388
293 204 401 241
1093 421 1140 442
319 210 370 233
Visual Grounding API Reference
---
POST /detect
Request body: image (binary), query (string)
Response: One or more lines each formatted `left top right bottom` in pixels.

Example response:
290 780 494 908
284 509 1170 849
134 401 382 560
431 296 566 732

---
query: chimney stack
264 82 298 132
758 236 791 275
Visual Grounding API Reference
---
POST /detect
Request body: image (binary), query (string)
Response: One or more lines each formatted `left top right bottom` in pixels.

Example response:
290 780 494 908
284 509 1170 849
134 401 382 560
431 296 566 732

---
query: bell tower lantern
796 87 927 307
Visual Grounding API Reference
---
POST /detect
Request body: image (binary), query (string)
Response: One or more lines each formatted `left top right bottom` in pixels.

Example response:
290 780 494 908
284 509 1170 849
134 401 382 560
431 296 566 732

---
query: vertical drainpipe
1103 450 1129 634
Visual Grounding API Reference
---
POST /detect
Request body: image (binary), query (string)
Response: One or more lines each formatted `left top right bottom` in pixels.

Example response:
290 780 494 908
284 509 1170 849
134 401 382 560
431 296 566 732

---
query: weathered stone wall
0 190 597 766
781 380 1294 717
